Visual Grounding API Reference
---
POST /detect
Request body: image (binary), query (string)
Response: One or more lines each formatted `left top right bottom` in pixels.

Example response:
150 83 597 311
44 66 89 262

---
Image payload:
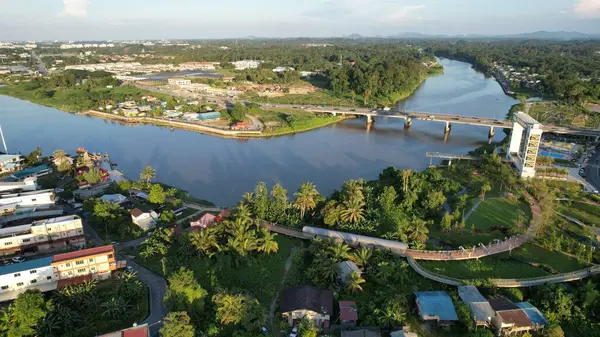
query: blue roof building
0 257 53 276
414 291 459 324
516 302 548 327
197 111 221 120
12 164 52 180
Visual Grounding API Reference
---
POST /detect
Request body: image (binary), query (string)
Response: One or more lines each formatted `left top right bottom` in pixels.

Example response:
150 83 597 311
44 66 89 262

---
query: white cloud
60 0 88 18
574 0 600 17
388 5 426 21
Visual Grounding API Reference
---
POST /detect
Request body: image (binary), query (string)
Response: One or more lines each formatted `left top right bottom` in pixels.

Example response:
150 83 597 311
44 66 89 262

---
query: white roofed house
99 194 128 205
129 208 158 230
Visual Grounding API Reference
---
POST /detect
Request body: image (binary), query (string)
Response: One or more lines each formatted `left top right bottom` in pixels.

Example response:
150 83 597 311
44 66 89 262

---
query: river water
0 58 517 205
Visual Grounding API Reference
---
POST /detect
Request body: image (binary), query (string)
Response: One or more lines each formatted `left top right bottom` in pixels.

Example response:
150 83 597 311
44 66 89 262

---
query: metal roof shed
458 285 495 326
414 291 459 323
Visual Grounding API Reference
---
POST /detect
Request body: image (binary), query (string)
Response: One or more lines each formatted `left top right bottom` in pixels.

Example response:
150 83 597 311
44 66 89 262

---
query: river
0 58 517 205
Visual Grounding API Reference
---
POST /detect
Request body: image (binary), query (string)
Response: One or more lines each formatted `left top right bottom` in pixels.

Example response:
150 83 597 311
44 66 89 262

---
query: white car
11 257 25 263
290 327 298 337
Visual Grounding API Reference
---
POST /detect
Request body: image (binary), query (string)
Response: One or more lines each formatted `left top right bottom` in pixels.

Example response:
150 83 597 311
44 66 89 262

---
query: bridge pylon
444 121 452 134
404 117 412 128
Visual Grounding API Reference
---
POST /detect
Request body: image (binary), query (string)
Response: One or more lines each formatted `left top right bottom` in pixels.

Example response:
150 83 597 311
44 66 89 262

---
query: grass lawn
419 257 550 279
558 201 600 226
502 243 590 273
466 198 532 233
137 235 303 308
529 102 600 128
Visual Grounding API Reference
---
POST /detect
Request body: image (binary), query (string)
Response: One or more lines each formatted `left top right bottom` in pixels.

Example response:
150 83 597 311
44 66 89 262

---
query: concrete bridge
282 105 600 138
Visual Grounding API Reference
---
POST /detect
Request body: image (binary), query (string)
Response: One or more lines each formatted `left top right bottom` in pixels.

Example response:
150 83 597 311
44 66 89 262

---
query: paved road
30 52 48 76
127 258 167 337
83 219 167 336
584 150 600 192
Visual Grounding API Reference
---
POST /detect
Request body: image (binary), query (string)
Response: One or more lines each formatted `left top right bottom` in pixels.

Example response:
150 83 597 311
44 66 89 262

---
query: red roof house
190 213 217 228
339 300 358 326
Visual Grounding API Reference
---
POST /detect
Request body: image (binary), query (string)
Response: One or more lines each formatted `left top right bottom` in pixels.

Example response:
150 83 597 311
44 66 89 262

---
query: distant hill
386 30 599 40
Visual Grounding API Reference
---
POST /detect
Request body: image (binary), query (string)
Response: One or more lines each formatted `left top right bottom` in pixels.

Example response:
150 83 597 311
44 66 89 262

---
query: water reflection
0 59 517 205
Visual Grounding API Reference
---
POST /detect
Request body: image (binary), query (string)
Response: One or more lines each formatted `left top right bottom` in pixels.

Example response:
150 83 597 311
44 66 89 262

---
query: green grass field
558 201 600 226
466 198 532 232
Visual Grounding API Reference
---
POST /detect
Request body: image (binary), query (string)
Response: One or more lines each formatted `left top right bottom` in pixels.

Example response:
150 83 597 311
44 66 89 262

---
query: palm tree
243 192 254 205
257 228 279 254
402 169 412 192
343 180 364 204
351 247 372 268
294 182 319 218
341 197 365 224
140 165 156 186
408 216 430 244
328 241 351 262
346 271 366 293
480 182 492 200
190 229 221 257
101 297 129 319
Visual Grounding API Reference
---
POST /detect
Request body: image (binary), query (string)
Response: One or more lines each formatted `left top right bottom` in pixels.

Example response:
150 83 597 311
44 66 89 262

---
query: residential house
52 155 74 168
183 113 200 121
52 245 121 287
458 285 495 329
129 207 158 230
0 215 86 257
0 154 23 174
341 330 380 337
0 256 57 302
414 291 459 326
280 285 333 328
11 164 52 180
231 121 251 130
218 208 231 220
338 260 361 283
190 213 217 229
99 194 128 205
121 108 141 117
515 302 548 330
489 296 534 336
98 323 150 337
339 300 358 327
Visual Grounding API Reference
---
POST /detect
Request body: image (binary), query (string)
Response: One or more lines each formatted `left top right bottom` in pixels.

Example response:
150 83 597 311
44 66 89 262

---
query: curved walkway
405 191 540 261
408 256 600 288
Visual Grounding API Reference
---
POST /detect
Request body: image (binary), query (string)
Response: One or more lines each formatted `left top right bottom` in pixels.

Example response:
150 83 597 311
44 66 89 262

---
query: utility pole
0 124 8 154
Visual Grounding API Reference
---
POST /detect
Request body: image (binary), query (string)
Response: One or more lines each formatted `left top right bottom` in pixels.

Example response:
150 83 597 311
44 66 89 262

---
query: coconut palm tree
401 169 412 192
408 216 430 244
340 197 365 224
243 192 254 205
257 228 279 254
346 271 366 293
190 229 221 257
140 165 156 186
342 180 364 204
351 247 372 268
328 241 351 262
294 182 319 218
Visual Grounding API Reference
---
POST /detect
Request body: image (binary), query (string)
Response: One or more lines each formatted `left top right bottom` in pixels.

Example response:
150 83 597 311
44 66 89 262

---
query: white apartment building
0 257 57 302
0 177 37 193
0 190 55 209
168 78 192 86
231 60 262 70
0 215 85 256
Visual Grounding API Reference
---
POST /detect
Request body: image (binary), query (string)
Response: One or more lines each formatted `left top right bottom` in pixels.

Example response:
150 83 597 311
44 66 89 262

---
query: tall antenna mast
0 125 8 154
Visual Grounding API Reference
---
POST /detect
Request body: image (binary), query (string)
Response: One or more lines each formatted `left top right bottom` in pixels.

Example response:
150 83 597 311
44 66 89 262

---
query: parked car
261 327 269 336
11 257 25 263
289 327 298 337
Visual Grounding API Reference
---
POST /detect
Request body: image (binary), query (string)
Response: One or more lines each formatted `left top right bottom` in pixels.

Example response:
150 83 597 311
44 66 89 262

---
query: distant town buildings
168 78 192 86
60 43 115 49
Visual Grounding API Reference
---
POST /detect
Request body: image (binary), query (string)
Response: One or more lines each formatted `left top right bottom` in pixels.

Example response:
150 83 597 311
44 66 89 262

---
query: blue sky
1 0 599 40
